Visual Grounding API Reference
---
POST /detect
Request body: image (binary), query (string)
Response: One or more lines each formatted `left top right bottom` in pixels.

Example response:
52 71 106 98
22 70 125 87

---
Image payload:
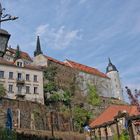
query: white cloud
79 0 88 4
36 24 49 36
35 24 81 50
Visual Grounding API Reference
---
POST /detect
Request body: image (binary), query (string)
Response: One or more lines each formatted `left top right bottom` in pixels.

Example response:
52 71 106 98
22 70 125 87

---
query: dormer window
17 62 23 67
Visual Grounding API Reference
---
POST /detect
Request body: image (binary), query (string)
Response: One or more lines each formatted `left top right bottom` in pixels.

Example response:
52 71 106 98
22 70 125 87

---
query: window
17 85 22 93
17 73 22 80
17 62 23 67
34 75 37 82
0 71 4 79
26 74 30 81
34 87 38 94
26 86 30 94
9 72 13 79
8 85 13 93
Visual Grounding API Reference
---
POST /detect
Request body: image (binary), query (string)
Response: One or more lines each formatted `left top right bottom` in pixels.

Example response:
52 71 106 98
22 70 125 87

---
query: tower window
17 85 22 93
0 71 4 79
8 85 13 93
26 86 30 94
17 62 23 67
34 75 38 82
26 74 30 81
17 73 22 80
34 87 38 94
9 72 13 79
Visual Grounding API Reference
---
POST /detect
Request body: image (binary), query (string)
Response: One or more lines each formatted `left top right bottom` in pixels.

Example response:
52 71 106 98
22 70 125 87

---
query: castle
0 36 124 104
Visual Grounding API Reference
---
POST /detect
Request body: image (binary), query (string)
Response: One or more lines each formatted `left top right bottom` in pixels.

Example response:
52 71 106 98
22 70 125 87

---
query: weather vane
0 2 18 28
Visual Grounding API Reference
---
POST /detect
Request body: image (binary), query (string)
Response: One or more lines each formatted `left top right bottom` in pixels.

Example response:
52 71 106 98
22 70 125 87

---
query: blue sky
1 0 140 98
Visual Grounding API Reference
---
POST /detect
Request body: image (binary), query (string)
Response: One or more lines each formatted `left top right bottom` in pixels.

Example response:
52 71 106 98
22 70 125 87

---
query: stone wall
48 60 78 93
0 98 49 130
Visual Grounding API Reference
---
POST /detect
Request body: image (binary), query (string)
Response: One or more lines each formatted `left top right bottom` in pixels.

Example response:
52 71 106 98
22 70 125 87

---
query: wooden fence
91 112 140 140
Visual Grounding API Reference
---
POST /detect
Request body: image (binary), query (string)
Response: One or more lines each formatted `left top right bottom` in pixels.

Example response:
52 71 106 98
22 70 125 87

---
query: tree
0 84 6 98
72 106 92 132
43 66 58 105
87 84 101 106
44 66 57 82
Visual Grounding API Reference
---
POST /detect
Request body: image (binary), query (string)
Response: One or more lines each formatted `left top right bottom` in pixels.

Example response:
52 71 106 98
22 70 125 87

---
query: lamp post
0 29 10 57
0 2 18 57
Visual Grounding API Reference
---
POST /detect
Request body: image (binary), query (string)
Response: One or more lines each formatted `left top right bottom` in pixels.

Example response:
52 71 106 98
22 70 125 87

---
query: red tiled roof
0 58 42 71
65 59 109 79
43 55 70 67
90 105 140 127
6 47 32 62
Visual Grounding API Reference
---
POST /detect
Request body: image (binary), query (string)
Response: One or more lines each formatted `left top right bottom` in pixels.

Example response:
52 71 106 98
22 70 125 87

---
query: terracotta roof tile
0 58 41 71
65 59 109 79
90 105 140 127
43 55 70 67
7 47 32 62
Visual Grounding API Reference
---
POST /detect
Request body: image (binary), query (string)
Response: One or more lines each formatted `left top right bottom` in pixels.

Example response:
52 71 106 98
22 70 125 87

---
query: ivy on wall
87 84 101 106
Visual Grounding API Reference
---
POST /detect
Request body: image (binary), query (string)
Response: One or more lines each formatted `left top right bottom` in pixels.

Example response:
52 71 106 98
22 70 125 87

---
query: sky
1 0 140 100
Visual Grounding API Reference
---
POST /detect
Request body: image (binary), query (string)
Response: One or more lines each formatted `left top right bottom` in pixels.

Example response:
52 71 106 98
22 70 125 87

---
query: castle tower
106 58 123 100
34 36 43 57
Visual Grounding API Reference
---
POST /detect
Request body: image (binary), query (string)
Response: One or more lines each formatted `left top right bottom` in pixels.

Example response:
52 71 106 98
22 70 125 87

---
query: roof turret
106 58 118 73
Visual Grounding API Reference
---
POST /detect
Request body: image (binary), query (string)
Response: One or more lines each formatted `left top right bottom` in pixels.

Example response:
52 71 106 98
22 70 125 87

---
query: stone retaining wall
0 98 49 130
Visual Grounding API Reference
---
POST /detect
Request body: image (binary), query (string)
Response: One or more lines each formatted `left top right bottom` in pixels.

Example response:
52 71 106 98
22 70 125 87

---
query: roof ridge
66 59 109 79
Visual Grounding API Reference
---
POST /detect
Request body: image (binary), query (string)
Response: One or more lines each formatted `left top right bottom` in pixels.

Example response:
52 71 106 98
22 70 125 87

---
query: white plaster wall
33 54 48 67
78 72 112 98
0 64 44 104
107 71 123 100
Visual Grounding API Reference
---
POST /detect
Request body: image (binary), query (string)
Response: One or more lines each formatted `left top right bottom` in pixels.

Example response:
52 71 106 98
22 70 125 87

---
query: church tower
34 36 43 57
106 58 123 100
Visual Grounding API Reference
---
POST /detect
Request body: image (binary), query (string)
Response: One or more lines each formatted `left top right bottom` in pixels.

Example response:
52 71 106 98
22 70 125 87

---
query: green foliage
0 84 6 98
14 45 21 60
49 90 71 104
119 130 129 140
87 84 101 106
0 128 17 140
44 82 58 94
113 133 118 140
60 105 71 118
73 106 92 132
44 66 57 81
44 66 58 105
113 130 129 140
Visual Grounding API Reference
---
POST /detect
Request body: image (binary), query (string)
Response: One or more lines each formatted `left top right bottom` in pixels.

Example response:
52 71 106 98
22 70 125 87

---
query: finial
108 57 112 64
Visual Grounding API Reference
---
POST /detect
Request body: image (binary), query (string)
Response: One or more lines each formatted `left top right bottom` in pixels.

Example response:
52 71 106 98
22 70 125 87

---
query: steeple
106 58 118 73
108 57 111 64
34 36 43 57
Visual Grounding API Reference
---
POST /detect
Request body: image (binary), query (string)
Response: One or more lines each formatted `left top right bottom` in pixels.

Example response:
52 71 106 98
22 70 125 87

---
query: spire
34 36 43 57
108 57 111 64
106 57 118 73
